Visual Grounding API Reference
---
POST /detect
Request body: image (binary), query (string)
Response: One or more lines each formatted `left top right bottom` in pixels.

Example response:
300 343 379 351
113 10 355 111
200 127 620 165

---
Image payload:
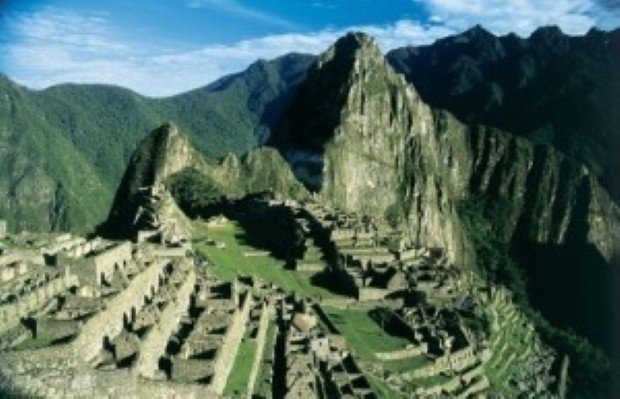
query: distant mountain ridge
387 25 620 202
0 53 314 233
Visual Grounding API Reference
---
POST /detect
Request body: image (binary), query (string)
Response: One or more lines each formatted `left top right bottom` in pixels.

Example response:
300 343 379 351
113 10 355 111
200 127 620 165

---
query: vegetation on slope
166 168 224 218
456 196 611 397
0 53 314 234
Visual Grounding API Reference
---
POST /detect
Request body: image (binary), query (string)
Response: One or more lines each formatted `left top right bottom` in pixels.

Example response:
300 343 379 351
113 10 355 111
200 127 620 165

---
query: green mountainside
0 53 314 234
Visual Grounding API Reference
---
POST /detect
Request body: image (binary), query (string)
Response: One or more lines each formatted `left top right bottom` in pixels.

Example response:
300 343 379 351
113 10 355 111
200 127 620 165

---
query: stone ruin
0 200 562 398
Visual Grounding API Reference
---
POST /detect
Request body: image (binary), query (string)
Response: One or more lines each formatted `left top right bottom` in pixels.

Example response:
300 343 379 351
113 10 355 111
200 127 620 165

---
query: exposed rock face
273 32 619 267
102 123 201 237
274 33 469 264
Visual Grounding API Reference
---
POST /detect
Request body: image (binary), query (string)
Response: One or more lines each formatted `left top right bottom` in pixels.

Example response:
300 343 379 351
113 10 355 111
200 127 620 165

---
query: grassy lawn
382 355 433 373
411 372 452 388
12 336 55 351
322 306 411 361
193 221 343 300
224 337 257 397
366 375 409 399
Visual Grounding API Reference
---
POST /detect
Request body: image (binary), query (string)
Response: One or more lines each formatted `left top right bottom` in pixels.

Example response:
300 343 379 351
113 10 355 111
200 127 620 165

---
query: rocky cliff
274 32 619 268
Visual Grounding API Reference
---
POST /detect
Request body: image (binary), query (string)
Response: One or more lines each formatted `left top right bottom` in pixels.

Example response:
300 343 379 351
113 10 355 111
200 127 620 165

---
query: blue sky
0 0 618 97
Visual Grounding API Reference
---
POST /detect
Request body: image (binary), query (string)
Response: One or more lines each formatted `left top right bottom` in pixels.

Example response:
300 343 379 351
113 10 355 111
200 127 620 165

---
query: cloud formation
185 0 300 29
423 0 600 34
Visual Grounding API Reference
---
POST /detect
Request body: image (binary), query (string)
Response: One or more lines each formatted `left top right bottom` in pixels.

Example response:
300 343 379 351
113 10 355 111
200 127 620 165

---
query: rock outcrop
101 123 199 239
101 122 307 239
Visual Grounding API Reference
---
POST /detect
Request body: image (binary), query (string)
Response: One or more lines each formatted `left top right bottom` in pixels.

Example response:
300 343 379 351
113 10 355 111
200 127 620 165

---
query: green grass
382 355 432 373
12 337 55 351
194 221 343 300
224 337 257 396
410 373 452 388
322 306 411 360
253 321 277 398
366 374 409 399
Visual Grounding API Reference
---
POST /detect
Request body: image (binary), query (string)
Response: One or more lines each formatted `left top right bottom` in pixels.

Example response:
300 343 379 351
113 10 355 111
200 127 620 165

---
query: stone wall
457 376 490 399
134 269 195 378
405 346 477 379
375 343 428 361
209 291 252 395
61 238 103 259
93 241 133 285
68 241 132 286
72 260 168 361
245 300 272 398
0 269 78 334
357 287 390 301
0 346 209 398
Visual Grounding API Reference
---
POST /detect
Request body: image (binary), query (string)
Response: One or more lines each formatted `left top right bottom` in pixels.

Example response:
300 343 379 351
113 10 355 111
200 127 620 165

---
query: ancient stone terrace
0 228 260 398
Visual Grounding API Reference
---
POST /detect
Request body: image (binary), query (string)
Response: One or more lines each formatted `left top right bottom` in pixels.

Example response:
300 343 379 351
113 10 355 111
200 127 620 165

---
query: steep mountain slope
274 32 618 263
101 122 306 238
271 32 619 394
0 76 109 233
0 53 314 234
387 25 620 201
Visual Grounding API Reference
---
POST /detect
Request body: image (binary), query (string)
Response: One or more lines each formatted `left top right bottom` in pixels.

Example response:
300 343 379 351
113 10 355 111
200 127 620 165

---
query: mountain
0 53 314 234
101 122 306 239
271 31 619 395
387 25 620 202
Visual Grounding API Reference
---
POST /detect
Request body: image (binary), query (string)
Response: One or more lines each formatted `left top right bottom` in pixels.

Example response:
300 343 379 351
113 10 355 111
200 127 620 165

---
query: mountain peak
463 24 495 39
337 31 377 49
319 31 382 67
529 25 565 41
146 122 195 183
100 123 201 238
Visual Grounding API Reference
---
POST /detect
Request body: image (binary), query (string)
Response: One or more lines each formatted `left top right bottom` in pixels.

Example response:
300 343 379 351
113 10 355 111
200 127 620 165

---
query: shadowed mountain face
387 25 620 202
0 53 314 234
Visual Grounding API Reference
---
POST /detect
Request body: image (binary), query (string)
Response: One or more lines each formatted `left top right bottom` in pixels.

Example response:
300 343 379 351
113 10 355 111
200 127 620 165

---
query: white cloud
421 0 600 34
185 0 300 29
